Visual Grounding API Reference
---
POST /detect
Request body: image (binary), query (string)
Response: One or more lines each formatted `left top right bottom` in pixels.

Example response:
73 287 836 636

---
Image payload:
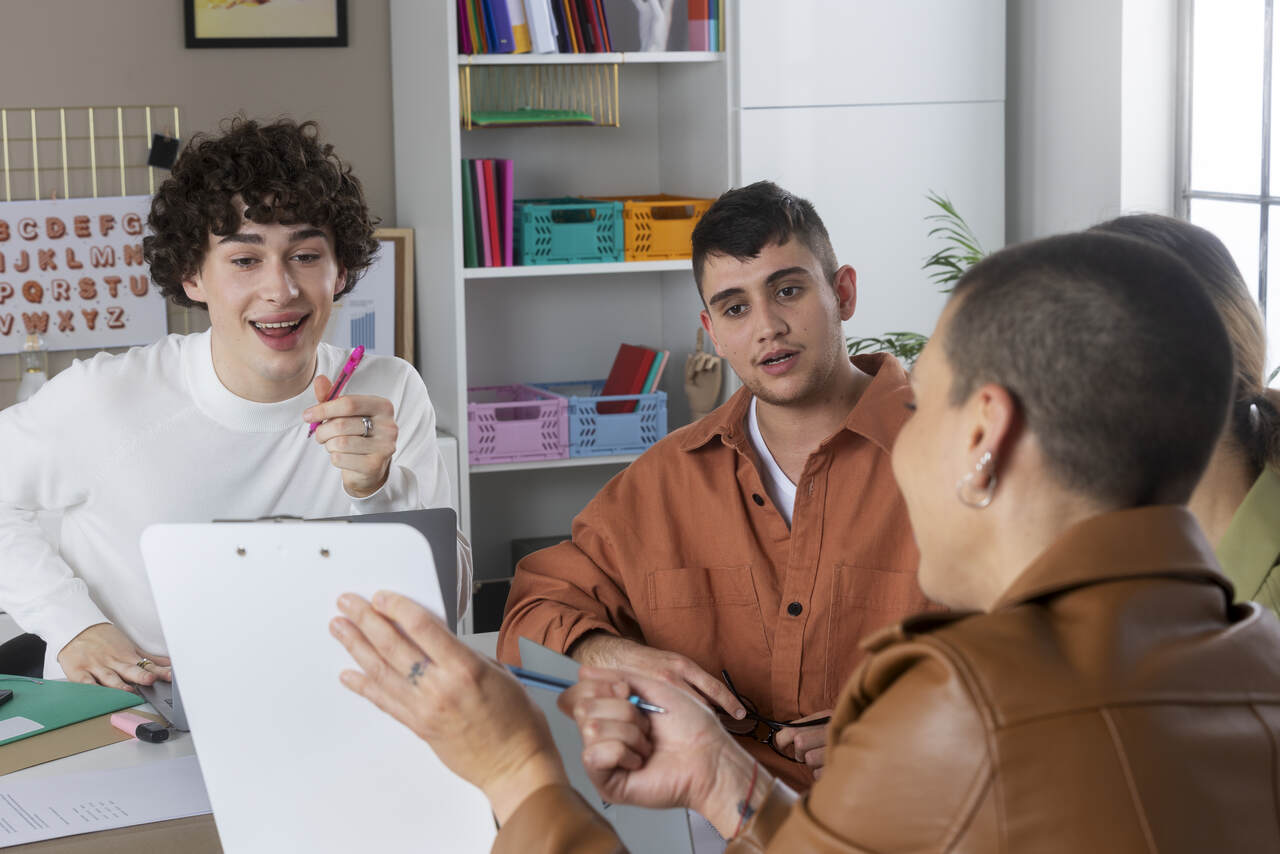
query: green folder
0 676 142 747
462 160 479 268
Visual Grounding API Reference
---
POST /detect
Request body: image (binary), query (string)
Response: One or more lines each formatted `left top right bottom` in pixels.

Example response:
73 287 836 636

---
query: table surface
3 631 501 784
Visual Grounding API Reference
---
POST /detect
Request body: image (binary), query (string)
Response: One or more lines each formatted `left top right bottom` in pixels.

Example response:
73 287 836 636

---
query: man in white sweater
0 118 451 686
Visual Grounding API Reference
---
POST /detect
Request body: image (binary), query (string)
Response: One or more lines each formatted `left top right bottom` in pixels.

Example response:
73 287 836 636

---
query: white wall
1006 0 1178 244
736 0 1006 343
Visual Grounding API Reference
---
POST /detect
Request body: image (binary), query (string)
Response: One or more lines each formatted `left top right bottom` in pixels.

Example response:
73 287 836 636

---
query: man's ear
833 265 857 321
699 310 725 357
333 266 347 299
181 273 207 307
965 382 1019 483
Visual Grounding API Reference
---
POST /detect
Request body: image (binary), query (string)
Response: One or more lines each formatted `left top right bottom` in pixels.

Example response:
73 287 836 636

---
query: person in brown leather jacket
330 230 1280 852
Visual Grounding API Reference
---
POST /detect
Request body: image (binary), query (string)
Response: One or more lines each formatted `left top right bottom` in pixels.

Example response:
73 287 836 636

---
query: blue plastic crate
514 198 623 265
535 380 667 457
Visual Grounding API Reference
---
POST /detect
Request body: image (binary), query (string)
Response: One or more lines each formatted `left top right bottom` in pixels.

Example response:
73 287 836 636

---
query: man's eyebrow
764 266 812 286
289 227 327 242
707 286 746 307
217 232 263 246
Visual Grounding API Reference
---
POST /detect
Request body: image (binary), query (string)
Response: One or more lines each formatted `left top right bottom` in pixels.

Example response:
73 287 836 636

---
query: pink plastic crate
467 385 568 464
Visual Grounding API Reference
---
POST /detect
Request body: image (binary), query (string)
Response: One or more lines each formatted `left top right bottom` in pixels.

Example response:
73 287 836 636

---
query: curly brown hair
143 116 379 308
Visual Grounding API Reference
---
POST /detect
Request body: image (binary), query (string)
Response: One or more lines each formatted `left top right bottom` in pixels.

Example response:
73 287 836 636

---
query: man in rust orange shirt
498 181 929 791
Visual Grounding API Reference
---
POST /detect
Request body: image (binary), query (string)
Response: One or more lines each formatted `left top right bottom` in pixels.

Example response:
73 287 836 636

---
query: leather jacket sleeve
494 784 626 854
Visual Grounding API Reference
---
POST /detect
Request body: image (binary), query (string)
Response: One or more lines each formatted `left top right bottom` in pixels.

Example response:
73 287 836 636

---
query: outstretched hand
330 591 568 823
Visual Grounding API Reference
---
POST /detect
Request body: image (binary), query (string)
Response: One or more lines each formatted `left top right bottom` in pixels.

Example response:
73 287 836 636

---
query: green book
0 676 142 747
461 159 479 268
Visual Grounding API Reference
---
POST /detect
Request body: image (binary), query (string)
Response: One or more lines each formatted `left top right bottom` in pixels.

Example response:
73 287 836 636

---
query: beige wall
0 0 395 407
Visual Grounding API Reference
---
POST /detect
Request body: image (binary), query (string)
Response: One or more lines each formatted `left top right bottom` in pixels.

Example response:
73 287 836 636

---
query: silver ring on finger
361 416 373 438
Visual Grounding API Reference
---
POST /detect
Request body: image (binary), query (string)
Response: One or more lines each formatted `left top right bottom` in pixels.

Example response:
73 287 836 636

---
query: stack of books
458 0 614 55
461 159 515 268
598 343 670 414
688 0 726 52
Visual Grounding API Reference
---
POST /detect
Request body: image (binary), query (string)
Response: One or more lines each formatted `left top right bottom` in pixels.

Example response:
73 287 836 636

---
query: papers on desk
0 754 210 847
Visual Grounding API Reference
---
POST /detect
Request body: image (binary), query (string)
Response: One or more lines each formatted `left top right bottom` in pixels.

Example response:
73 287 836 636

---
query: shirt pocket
825 563 926 701
643 565 770 666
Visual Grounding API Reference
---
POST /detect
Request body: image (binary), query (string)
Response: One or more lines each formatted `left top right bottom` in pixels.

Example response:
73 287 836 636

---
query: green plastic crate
513 197 623 265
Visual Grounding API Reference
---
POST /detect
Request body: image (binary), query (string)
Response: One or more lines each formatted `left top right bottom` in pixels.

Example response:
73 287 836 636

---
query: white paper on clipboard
140 522 496 854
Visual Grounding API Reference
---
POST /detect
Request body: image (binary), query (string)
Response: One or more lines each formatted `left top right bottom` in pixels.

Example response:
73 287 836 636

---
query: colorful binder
461 161 479 268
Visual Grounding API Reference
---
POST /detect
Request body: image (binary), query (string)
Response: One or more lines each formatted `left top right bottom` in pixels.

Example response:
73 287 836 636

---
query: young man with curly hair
0 118 452 687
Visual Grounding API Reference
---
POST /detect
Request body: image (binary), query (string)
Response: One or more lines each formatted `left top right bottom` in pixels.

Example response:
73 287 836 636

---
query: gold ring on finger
136 658 151 670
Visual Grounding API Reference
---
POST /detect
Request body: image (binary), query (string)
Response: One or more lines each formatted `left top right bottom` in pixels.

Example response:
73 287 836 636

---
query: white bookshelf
464 259 691 279
461 51 721 65
470 453 642 474
389 1 735 628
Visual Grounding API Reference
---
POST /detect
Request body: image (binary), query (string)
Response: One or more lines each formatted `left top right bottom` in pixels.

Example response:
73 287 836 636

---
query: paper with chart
141 522 496 854
0 755 210 846
322 238 396 355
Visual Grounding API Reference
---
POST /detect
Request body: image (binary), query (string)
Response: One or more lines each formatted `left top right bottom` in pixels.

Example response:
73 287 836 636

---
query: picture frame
378 228 416 366
184 0 348 49
321 228 415 366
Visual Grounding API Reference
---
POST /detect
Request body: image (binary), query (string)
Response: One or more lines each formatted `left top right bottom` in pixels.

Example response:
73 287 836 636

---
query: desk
1 632 502 852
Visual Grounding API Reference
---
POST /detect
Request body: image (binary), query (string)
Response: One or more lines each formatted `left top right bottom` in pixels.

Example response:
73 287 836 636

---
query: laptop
140 508 460 732
322 508 461 631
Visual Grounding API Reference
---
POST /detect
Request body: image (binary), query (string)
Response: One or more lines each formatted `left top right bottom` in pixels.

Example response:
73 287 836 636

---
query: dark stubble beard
743 333 847 408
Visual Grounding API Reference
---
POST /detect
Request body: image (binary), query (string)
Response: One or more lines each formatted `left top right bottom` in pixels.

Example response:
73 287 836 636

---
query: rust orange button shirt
497 354 929 788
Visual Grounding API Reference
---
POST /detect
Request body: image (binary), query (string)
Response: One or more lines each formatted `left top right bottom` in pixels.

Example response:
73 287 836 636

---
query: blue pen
507 665 666 714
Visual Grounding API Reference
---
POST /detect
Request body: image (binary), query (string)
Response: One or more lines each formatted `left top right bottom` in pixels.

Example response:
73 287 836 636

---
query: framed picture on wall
184 0 349 49
322 228 416 367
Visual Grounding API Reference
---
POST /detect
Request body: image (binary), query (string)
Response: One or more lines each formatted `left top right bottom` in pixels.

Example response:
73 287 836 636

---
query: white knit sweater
0 331 450 674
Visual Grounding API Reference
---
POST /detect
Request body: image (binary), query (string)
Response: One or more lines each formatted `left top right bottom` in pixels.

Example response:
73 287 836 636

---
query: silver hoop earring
956 451 997 509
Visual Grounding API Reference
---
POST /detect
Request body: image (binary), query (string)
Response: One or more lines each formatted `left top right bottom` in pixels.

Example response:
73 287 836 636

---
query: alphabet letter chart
0 195 166 354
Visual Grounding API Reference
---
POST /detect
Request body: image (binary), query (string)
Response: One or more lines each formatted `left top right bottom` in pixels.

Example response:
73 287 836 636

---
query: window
1182 0 1280 380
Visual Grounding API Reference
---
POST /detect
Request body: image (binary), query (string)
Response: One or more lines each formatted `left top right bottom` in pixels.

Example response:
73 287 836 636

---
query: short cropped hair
946 231 1234 508
690 181 838 297
143 117 379 308
1092 214 1280 475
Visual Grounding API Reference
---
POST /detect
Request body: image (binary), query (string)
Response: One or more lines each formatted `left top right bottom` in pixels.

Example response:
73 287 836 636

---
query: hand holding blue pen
507 665 667 714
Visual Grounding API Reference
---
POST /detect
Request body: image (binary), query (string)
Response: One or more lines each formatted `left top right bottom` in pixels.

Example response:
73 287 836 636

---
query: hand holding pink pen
308 345 365 436
303 345 399 498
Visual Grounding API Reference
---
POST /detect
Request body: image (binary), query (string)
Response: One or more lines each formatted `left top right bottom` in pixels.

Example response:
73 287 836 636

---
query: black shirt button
752 493 765 506
787 601 803 616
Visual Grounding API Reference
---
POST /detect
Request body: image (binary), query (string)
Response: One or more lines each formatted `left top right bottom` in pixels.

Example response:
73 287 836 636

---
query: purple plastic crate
467 385 568 465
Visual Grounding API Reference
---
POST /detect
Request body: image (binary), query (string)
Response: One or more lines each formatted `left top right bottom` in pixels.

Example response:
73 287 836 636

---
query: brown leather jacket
492 506 1280 853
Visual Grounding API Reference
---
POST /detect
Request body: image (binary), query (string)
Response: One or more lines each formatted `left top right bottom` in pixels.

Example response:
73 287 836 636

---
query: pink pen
308 345 365 436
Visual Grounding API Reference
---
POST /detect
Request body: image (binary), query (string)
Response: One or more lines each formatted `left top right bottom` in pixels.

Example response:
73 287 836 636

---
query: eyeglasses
717 669 830 763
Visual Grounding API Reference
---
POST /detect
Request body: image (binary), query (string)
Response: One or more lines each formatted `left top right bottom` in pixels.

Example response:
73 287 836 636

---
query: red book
482 159 501 266
563 0 584 52
598 344 655 414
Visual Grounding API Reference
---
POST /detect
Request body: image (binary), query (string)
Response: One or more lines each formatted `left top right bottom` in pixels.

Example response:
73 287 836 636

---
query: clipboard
140 522 496 854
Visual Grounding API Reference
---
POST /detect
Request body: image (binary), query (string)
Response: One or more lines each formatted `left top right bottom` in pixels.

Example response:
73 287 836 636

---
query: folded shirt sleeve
494 784 625 854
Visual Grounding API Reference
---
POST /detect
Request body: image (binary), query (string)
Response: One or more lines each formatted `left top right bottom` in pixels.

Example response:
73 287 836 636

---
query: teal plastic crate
514 197 623 265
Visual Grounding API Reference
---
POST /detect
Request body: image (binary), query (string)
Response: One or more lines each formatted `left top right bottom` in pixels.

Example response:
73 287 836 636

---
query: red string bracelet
733 760 760 839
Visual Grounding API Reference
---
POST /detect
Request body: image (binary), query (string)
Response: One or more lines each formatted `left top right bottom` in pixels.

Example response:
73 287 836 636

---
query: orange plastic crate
585 195 714 261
